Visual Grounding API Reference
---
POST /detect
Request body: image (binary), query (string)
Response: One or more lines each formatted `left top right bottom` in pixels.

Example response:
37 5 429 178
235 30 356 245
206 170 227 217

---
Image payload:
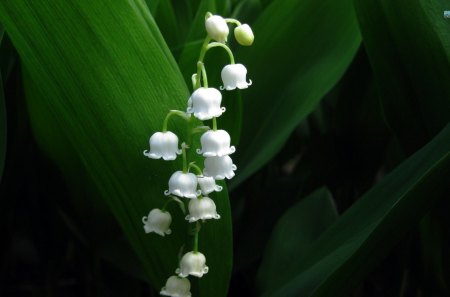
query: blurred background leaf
354 0 450 155
260 123 450 297
230 0 362 187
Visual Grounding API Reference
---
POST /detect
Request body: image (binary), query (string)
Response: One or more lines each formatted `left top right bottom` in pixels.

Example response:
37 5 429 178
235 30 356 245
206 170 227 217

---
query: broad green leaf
262 123 450 297
354 0 450 154
257 187 338 294
0 1 232 296
230 0 361 188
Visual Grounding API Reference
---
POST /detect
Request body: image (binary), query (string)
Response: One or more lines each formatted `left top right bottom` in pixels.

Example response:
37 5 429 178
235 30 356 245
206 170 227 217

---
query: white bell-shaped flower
203 156 237 180
205 15 229 43
185 197 220 223
221 64 252 91
142 209 172 236
160 275 192 297
197 129 235 157
234 24 254 46
176 251 209 278
165 171 200 199
197 176 223 195
187 87 225 120
143 131 181 160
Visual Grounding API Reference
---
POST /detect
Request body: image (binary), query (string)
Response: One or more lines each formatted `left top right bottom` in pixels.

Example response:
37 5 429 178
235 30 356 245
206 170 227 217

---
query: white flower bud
143 131 181 160
176 251 209 278
197 176 223 195
185 197 220 223
205 15 229 43
203 156 237 180
221 64 252 91
234 24 254 46
165 171 200 199
160 275 192 297
187 87 225 120
142 209 172 236
197 129 235 157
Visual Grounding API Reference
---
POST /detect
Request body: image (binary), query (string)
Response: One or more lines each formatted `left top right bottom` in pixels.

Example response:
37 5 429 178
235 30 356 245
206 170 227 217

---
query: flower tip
234 24 254 46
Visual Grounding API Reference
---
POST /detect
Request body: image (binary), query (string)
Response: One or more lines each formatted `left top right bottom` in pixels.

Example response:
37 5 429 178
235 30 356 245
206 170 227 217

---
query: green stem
206 42 235 64
162 110 190 132
224 18 242 27
181 143 188 173
212 117 218 131
161 198 174 212
195 37 212 89
188 162 203 175
193 221 201 253
200 62 208 88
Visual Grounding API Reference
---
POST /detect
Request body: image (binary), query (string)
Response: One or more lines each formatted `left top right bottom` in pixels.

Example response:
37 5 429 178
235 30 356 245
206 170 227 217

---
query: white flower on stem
221 64 252 90
176 251 209 278
203 156 237 180
185 197 220 223
197 176 223 195
165 171 200 199
160 275 192 297
234 24 254 46
205 15 229 43
187 87 225 120
142 209 172 236
143 131 181 160
197 129 235 157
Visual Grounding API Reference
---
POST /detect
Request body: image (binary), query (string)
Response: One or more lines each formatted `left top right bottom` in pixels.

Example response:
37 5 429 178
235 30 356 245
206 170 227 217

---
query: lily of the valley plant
142 12 254 297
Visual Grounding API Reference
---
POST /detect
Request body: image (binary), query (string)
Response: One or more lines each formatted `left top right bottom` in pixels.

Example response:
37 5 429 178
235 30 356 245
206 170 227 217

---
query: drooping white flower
197 176 223 195
234 24 254 46
185 197 220 223
197 129 235 157
143 131 181 160
176 251 209 278
142 209 172 236
165 171 200 199
187 87 225 120
221 63 252 91
203 156 237 180
160 275 192 297
205 15 229 43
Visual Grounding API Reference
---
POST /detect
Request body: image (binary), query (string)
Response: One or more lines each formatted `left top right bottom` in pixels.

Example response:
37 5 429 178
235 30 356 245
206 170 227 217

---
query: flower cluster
142 12 253 297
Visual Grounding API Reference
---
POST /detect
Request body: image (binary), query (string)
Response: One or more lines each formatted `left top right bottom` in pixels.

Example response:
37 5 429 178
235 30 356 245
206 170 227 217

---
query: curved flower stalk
142 11 254 296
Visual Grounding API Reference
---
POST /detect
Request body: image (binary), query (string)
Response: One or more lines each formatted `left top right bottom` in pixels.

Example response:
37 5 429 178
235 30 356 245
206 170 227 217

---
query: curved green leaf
0 1 232 296
257 187 338 294
230 0 361 187
354 0 450 154
263 124 450 297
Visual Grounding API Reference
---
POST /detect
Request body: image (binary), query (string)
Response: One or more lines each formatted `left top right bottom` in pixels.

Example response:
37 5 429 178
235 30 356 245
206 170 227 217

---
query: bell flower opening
176 251 209 278
185 196 221 223
143 131 181 160
142 209 172 236
221 64 252 90
203 155 237 180
187 87 225 120
197 129 236 157
160 275 192 297
165 171 201 199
